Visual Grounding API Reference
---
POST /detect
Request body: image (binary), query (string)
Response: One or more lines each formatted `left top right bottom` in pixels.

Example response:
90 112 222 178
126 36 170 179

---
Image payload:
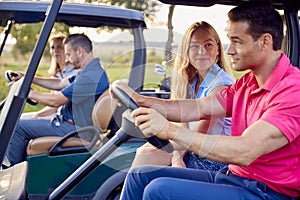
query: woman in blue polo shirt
131 21 234 172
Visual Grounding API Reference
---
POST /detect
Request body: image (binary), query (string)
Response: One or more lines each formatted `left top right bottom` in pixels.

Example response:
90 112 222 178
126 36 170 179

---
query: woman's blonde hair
171 21 232 99
47 33 66 77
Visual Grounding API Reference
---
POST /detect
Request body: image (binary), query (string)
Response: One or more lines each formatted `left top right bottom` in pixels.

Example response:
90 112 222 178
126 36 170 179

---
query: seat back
26 88 115 156
92 89 116 133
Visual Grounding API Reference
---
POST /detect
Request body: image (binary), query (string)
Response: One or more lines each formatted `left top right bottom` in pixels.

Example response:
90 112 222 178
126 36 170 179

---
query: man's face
64 43 81 69
226 21 261 72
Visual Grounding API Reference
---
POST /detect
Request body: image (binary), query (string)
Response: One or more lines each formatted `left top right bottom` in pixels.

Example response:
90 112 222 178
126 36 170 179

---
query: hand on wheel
5 70 38 106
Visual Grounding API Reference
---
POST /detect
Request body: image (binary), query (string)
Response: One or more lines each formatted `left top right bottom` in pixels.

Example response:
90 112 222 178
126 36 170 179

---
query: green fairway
1 52 245 113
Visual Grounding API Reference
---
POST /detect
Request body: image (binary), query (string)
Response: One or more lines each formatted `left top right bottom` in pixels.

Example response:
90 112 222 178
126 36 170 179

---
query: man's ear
259 33 272 50
76 47 83 57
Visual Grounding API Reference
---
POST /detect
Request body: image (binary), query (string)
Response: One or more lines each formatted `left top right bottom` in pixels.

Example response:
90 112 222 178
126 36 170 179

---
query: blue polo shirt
189 63 234 136
61 58 109 127
190 63 234 99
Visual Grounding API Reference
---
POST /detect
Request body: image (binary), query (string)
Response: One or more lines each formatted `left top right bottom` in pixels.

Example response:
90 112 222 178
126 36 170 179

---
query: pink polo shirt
216 54 300 197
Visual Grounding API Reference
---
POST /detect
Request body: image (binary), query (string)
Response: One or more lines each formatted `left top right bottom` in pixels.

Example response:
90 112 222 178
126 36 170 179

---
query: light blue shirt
55 64 80 79
189 64 234 136
54 64 80 94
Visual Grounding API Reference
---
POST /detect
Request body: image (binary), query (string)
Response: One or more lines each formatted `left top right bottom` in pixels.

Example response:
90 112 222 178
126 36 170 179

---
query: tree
11 22 69 59
11 23 42 58
165 4 175 62
109 0 161 21
100 1 174 61
10 0 161 58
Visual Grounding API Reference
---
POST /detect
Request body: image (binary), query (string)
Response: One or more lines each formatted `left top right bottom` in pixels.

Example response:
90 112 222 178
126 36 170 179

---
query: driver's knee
143 178 172 200
132 143 172 168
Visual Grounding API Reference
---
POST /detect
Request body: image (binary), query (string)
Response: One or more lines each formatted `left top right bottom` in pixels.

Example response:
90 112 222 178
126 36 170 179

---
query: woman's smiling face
188 29 219 74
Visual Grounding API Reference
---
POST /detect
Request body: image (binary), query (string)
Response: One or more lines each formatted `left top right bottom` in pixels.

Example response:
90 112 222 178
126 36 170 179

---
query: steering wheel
5 70 38 106
111 84 173 153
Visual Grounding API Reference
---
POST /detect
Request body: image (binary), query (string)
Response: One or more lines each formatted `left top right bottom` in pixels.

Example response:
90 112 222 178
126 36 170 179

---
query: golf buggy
50 0 300 199
0 1 171 199
1 0 298 199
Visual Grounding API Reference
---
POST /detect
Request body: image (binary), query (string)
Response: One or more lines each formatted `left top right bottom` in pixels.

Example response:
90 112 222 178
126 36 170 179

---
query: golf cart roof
0 1 146 28
159 0 300 10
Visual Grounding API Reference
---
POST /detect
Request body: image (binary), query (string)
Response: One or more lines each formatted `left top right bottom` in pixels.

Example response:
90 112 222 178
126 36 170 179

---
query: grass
0 63 133 113
0 63 54 112
0 51 246 113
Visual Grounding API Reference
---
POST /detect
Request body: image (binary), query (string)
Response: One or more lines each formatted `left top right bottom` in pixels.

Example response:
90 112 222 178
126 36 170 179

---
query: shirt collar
262 53 290 91
81 58 100 73
246 53 290 92
63 64 74 73
190 63 222 97
200 63 222 88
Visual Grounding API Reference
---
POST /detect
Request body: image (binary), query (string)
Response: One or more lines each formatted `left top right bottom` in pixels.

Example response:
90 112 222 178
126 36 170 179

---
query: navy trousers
6 117 77 166
120 165 295 200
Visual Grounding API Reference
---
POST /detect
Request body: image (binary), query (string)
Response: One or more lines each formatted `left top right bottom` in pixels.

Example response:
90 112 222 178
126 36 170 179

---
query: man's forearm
33 76 65 90
29 90 63 107
135 93 201 123
169 124 245 165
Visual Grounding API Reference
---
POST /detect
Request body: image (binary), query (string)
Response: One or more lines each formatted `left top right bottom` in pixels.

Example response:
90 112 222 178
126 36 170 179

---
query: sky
72 3 234 45
1 3 234 45
153 4 233 43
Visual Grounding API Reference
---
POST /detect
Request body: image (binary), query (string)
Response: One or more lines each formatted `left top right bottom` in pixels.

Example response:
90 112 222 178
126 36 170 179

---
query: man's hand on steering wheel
5 70 38 106
111 81 174 153
5 70 24 84
131 107 172 141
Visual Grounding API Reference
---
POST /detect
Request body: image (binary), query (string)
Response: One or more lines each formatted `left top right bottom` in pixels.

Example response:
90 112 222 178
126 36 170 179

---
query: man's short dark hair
64 33 93 53
228 1 283 50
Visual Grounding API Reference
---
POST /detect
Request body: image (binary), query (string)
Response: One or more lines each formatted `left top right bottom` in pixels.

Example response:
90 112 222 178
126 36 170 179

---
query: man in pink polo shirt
114 1 300 200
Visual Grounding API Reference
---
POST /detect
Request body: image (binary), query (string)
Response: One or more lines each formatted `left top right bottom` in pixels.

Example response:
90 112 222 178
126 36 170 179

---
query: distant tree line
8 0 175 61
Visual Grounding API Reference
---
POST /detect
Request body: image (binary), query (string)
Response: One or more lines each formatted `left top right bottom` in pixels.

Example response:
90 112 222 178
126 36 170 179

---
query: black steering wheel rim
111 84 173 153
5 70 38 106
